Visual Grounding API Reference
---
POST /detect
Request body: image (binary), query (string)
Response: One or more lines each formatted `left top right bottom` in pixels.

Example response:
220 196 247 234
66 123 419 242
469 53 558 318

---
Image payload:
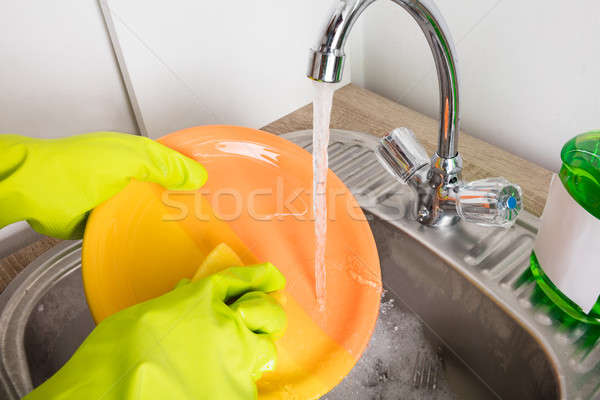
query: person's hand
25 263 287 400
0 132 206 239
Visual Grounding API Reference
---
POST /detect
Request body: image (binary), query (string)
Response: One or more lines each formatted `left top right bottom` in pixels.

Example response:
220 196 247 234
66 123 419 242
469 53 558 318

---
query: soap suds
322 290 456 400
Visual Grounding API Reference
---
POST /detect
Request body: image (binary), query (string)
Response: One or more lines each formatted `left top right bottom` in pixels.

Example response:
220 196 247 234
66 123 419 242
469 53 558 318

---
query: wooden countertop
0 84 553 293
263 84 553 217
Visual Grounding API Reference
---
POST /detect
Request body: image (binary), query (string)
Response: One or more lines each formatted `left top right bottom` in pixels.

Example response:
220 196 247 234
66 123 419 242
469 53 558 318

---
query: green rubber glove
25 263 287 400
0 132 207 239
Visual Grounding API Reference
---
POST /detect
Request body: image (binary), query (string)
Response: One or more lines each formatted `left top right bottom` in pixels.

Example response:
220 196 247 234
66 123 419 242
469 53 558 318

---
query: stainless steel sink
0 130 597 399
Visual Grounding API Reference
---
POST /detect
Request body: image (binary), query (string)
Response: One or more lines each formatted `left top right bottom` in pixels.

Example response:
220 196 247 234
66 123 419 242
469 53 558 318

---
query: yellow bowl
82 126 382 399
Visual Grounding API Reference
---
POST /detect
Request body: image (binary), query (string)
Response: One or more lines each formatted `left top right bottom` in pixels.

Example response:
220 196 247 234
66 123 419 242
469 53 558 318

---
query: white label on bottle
535 174 600 314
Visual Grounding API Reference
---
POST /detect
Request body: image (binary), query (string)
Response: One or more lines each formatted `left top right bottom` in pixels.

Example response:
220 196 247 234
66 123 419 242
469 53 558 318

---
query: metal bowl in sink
0 130 597 399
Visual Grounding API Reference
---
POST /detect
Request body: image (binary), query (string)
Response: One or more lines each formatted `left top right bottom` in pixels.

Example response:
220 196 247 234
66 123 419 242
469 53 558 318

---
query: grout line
99 1 222 135
98 0 147 136
457 0 506 47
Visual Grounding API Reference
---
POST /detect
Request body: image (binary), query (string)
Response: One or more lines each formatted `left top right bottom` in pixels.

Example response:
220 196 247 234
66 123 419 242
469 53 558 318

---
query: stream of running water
312 81 335 312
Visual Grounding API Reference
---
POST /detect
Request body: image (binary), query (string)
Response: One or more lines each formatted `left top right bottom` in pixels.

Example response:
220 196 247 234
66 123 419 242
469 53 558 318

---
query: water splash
312 81 335 312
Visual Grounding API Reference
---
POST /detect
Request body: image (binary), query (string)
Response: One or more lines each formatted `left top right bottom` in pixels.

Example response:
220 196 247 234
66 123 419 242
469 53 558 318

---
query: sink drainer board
0 129 596 399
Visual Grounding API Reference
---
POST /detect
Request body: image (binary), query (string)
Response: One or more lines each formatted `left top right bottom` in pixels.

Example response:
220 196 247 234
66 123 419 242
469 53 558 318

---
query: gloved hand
0 132 206 239
25 263 287 400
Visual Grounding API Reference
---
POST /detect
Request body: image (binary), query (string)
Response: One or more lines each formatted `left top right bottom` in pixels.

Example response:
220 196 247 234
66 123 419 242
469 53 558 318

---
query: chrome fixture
307 0 522 226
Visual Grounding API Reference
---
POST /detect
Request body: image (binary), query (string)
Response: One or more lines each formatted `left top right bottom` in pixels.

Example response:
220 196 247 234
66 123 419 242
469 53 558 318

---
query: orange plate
82 126 382 399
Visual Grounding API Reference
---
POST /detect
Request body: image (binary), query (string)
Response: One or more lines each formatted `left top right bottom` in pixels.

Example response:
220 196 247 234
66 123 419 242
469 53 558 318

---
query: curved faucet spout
307 0 460 159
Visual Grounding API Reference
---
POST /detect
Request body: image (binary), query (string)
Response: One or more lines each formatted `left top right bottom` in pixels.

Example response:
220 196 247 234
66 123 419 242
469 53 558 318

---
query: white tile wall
0 0 137 137
104 0 352 139
351 0 600 171
1 0 598 171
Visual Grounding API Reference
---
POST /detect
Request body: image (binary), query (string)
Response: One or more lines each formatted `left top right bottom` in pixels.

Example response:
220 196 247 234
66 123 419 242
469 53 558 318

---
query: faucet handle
456 178 523 227
376 128 430 184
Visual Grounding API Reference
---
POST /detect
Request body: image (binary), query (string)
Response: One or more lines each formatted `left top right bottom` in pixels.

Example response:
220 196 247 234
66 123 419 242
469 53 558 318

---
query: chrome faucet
308 0 522 227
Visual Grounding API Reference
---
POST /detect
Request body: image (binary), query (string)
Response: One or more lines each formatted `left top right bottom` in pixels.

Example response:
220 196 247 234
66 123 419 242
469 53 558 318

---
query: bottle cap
560 131 600 219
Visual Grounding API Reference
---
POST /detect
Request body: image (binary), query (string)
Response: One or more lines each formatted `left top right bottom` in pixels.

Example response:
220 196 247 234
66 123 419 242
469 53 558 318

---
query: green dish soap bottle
530 131 600 324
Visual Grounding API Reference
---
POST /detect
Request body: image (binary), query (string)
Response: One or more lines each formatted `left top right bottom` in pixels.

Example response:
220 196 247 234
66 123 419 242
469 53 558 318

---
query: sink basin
0 130 597 399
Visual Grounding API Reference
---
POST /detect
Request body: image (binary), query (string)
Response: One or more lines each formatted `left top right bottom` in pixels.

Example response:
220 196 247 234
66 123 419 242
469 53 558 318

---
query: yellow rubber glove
0 132 207 239
25 263 287 400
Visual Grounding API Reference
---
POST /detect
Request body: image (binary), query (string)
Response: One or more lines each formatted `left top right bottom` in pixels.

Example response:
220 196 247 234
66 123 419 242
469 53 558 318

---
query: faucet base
376 128 522 228
415 153 463 227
